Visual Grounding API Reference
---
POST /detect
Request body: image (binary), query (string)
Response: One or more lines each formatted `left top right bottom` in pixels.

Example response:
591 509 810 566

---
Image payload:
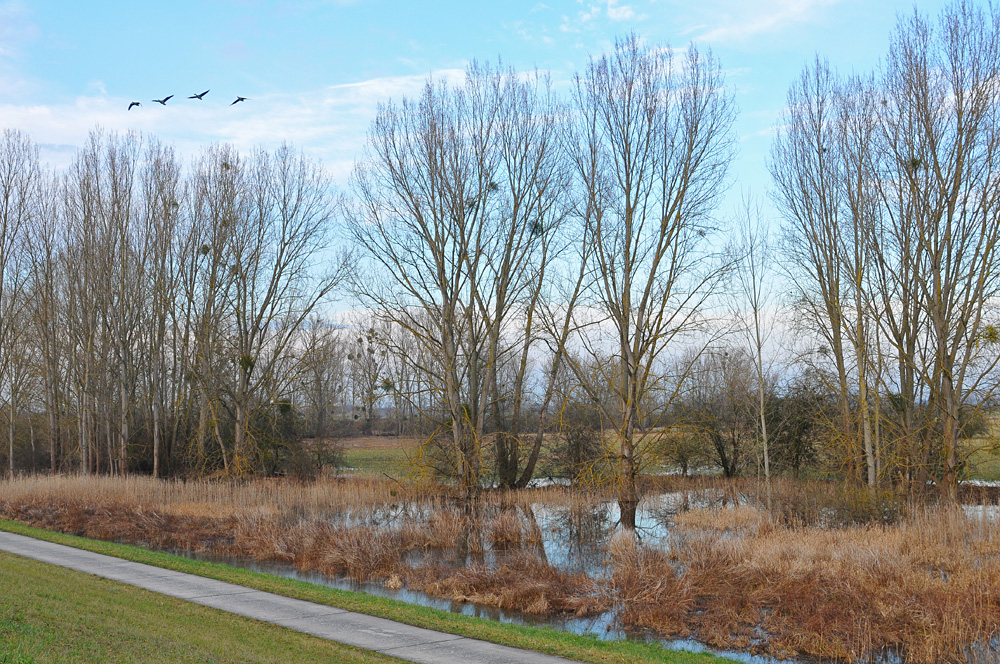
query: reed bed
1 474 998 663
0 475 607 620
0 474 444 519
635 502 1000 662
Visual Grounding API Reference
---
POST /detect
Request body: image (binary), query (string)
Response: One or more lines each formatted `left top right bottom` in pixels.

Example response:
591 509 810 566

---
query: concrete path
0 530 579 664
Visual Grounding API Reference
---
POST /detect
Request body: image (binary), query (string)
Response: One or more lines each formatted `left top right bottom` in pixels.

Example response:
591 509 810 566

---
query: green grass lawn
963 413 1000 481
0 520 736 664
0 551 404 664
965 444 1000 481
341 445 415 477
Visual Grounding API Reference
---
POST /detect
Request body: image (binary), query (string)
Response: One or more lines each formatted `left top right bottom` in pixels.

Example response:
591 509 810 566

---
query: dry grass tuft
489 509 525 549
408 552 606 616
673 504 767 535
316 527 403 582
609 531 692 635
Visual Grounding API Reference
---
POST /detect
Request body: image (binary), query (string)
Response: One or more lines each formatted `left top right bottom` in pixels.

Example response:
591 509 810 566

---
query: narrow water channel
176 547 796 664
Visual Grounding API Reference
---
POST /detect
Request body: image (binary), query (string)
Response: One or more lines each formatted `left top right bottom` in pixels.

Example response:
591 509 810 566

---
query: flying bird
188 90 209 100
231 96 247 106
128 101 141 110
152 95 174 105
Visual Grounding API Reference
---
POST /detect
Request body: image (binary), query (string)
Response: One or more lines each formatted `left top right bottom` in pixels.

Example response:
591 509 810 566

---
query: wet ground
180 549 794 664
171 483 999 664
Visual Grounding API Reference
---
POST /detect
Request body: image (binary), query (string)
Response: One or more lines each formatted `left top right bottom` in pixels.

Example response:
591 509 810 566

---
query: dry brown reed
0 475 604 621
0 474 443 517
610 502 1000 663
489 509 526 549
407 552 607 616
609 531 692 635
2 474 998 662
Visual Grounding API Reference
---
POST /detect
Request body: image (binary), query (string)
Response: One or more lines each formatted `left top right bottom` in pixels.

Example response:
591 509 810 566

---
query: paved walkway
0 531 578 664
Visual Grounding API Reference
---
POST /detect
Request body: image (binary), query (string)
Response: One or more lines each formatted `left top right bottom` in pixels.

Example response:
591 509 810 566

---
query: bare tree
0 130 38 477
349 62 568 495
213 144 344 474
296 315 349 441
732 196 782 499
565 35 736 528
777 3 1000 498
349 72 488 495
187 144 242 471
63 151 99 474
476 65 571 489
772 58 865 482
60 130 150 475
26 170 65 472
681 347 756 478
348 323 389 436
879 2 1000 498
139 140 183 478
836 74 882 488
0 126 350 479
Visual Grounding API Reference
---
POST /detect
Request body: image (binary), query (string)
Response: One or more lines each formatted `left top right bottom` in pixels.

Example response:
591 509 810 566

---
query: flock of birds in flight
127 90 247 110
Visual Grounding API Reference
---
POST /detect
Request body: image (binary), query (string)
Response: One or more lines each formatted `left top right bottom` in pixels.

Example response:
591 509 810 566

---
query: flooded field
167 484 998 664
1 474 999 663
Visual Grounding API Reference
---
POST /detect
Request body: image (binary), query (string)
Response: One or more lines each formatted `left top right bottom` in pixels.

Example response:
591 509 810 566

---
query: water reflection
171 485 998 664
178 548 796 664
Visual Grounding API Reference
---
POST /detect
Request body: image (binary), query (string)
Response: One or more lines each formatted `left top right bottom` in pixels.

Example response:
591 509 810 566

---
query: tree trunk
152 400 161 479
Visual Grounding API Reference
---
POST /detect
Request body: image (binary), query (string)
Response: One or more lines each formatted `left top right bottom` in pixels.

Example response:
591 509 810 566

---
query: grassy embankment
0 549 405 664
340 435 420 476
0 518 735 664
964 415 1000 481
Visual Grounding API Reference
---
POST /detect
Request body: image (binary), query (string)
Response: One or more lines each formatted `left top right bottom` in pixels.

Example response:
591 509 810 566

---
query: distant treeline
0 1 998 521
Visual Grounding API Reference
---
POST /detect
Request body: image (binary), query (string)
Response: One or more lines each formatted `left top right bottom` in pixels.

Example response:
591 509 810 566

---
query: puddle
962 504 1000 521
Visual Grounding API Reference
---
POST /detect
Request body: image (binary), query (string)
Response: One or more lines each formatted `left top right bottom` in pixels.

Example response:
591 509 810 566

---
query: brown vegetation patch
609 532 692 635
407 552 606 616
0 476 604 621
610 505 1000 662
2 475 999 662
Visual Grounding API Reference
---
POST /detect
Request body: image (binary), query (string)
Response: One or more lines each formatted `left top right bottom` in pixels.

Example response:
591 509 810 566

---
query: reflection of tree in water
533 504 611 577
347 500 437 529
454 502 487 568
519 504 548 565
408 503 553 571
619 489 735 547
635 498 677 546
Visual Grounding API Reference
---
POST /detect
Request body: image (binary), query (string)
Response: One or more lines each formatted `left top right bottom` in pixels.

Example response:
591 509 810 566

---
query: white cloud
694 0 843 44
0 1 37 54
559 0 646 34
559 15 578 33
319 69 466 108
606 0 635 21
580 4 601 21
86 80 107 96
0 69 467 181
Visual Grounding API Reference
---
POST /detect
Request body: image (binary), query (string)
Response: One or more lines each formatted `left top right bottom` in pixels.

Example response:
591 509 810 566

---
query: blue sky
0 0 955 201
